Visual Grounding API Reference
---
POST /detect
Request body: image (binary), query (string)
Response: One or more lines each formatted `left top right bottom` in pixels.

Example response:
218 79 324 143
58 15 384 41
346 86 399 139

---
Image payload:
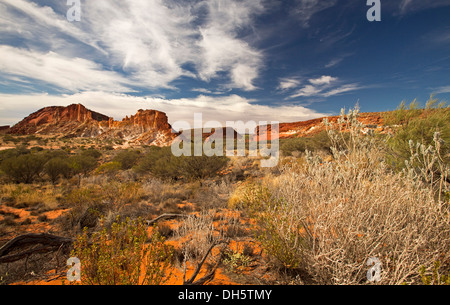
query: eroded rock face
0 126 10 135
7 103 387 147
8 104 177 146
99 109 177 146
9 104 109 137
253 112 385 141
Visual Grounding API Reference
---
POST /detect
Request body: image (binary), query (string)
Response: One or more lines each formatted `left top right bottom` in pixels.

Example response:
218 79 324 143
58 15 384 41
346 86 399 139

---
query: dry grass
0 183 62 210
239 108 450 284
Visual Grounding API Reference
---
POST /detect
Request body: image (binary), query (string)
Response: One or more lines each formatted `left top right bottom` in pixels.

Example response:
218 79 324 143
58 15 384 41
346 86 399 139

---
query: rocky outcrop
253 112 385 141
0 126 10 135
99 109 177 146
7 103 388 146
8 104 177 146
9 104 109 137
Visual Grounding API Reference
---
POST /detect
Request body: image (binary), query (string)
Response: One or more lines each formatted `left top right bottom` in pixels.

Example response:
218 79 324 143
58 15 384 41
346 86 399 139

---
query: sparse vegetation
0 102 448 286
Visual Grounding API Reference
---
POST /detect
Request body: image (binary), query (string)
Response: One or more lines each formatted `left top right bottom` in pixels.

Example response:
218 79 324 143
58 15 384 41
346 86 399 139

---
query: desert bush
247 107 450 284
142 178 197 206
385 99 449 172
2 134 20 144
0 153 47 184
135 147 229 181
68 154 98 176
134 147 179 179
71 217 173 285
175 211 224 263
102 181 143 207
113 150 141 170
178 155 229 180
80 148 102 160
222 250 252 272
44 157 72 184
419 261 450 285
279 130 331 157
94 161 122 176
62 185 106 230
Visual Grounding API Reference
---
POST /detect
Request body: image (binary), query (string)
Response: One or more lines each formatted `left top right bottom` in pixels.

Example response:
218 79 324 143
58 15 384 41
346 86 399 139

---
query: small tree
44 158 71 184
69 155 98 176
0 153 46 184
113 150 141 170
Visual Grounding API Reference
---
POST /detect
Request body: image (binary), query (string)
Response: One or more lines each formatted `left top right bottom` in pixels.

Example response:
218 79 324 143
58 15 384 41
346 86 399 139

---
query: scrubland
0 101 448 285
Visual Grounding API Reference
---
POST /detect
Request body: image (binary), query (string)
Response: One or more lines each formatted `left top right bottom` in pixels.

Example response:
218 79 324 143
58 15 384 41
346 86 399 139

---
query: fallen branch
183 240 229 285
146 213 191 226
0 233 73 263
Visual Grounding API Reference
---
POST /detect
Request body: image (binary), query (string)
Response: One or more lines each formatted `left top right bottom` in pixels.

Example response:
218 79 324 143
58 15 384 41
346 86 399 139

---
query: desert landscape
1 0 449 290
0 101 448 285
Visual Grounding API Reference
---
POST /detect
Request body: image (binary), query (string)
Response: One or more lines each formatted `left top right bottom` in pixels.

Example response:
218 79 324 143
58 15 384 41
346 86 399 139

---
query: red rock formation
8 104 177 146
253 112 385 141
9 104 109 136
0 126 10 135
7 103 387 146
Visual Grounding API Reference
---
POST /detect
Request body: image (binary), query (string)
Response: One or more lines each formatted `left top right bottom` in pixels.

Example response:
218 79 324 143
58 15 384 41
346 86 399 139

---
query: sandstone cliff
8 104 177 146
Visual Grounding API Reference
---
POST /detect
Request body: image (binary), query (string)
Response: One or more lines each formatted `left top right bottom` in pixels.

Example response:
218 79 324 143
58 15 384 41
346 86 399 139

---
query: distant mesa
254 112 384 141
6 103 387 147
8 103 178 146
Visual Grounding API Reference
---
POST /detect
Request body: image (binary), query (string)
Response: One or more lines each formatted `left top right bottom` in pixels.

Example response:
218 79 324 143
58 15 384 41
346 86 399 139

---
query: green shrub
385 100 449 176
177 155 229 180
233 182 303 270
280 131 331 156
71 217 173 285
69 155 98 176
2 134 20 144
0 153 47 183
113 150 141 170
420 261 450 285
80 149 102 160
0 147 30 162
94 161 122 175
44 158 72 184
135 146 228 181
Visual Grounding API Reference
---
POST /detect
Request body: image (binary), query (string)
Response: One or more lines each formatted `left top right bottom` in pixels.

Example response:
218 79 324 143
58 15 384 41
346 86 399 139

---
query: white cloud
0 92 328 130
322 84 361 97
308 75 338 86
289 75 362 99
0 0 103 53
290 85 323 98
0 45 131 92
278 78 302 91
434 85 450 94
0 0 266 92
196 0 264 91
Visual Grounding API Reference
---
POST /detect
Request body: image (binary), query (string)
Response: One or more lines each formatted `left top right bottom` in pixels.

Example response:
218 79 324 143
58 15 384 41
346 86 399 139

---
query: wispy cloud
293 0 338 27
0 45 131 92
0 0 266 92
309 76 338 86
277 77 302 91
398 0 450 15
196 0 265 91
289 75 362 99
434 85 450 94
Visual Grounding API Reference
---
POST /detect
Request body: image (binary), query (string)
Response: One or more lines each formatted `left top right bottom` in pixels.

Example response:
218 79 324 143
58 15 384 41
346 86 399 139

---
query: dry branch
146 213 191 226
0 233 73 264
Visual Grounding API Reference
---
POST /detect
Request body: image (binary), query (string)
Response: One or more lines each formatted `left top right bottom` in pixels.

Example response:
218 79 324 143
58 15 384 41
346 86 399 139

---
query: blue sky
0 0 449 127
